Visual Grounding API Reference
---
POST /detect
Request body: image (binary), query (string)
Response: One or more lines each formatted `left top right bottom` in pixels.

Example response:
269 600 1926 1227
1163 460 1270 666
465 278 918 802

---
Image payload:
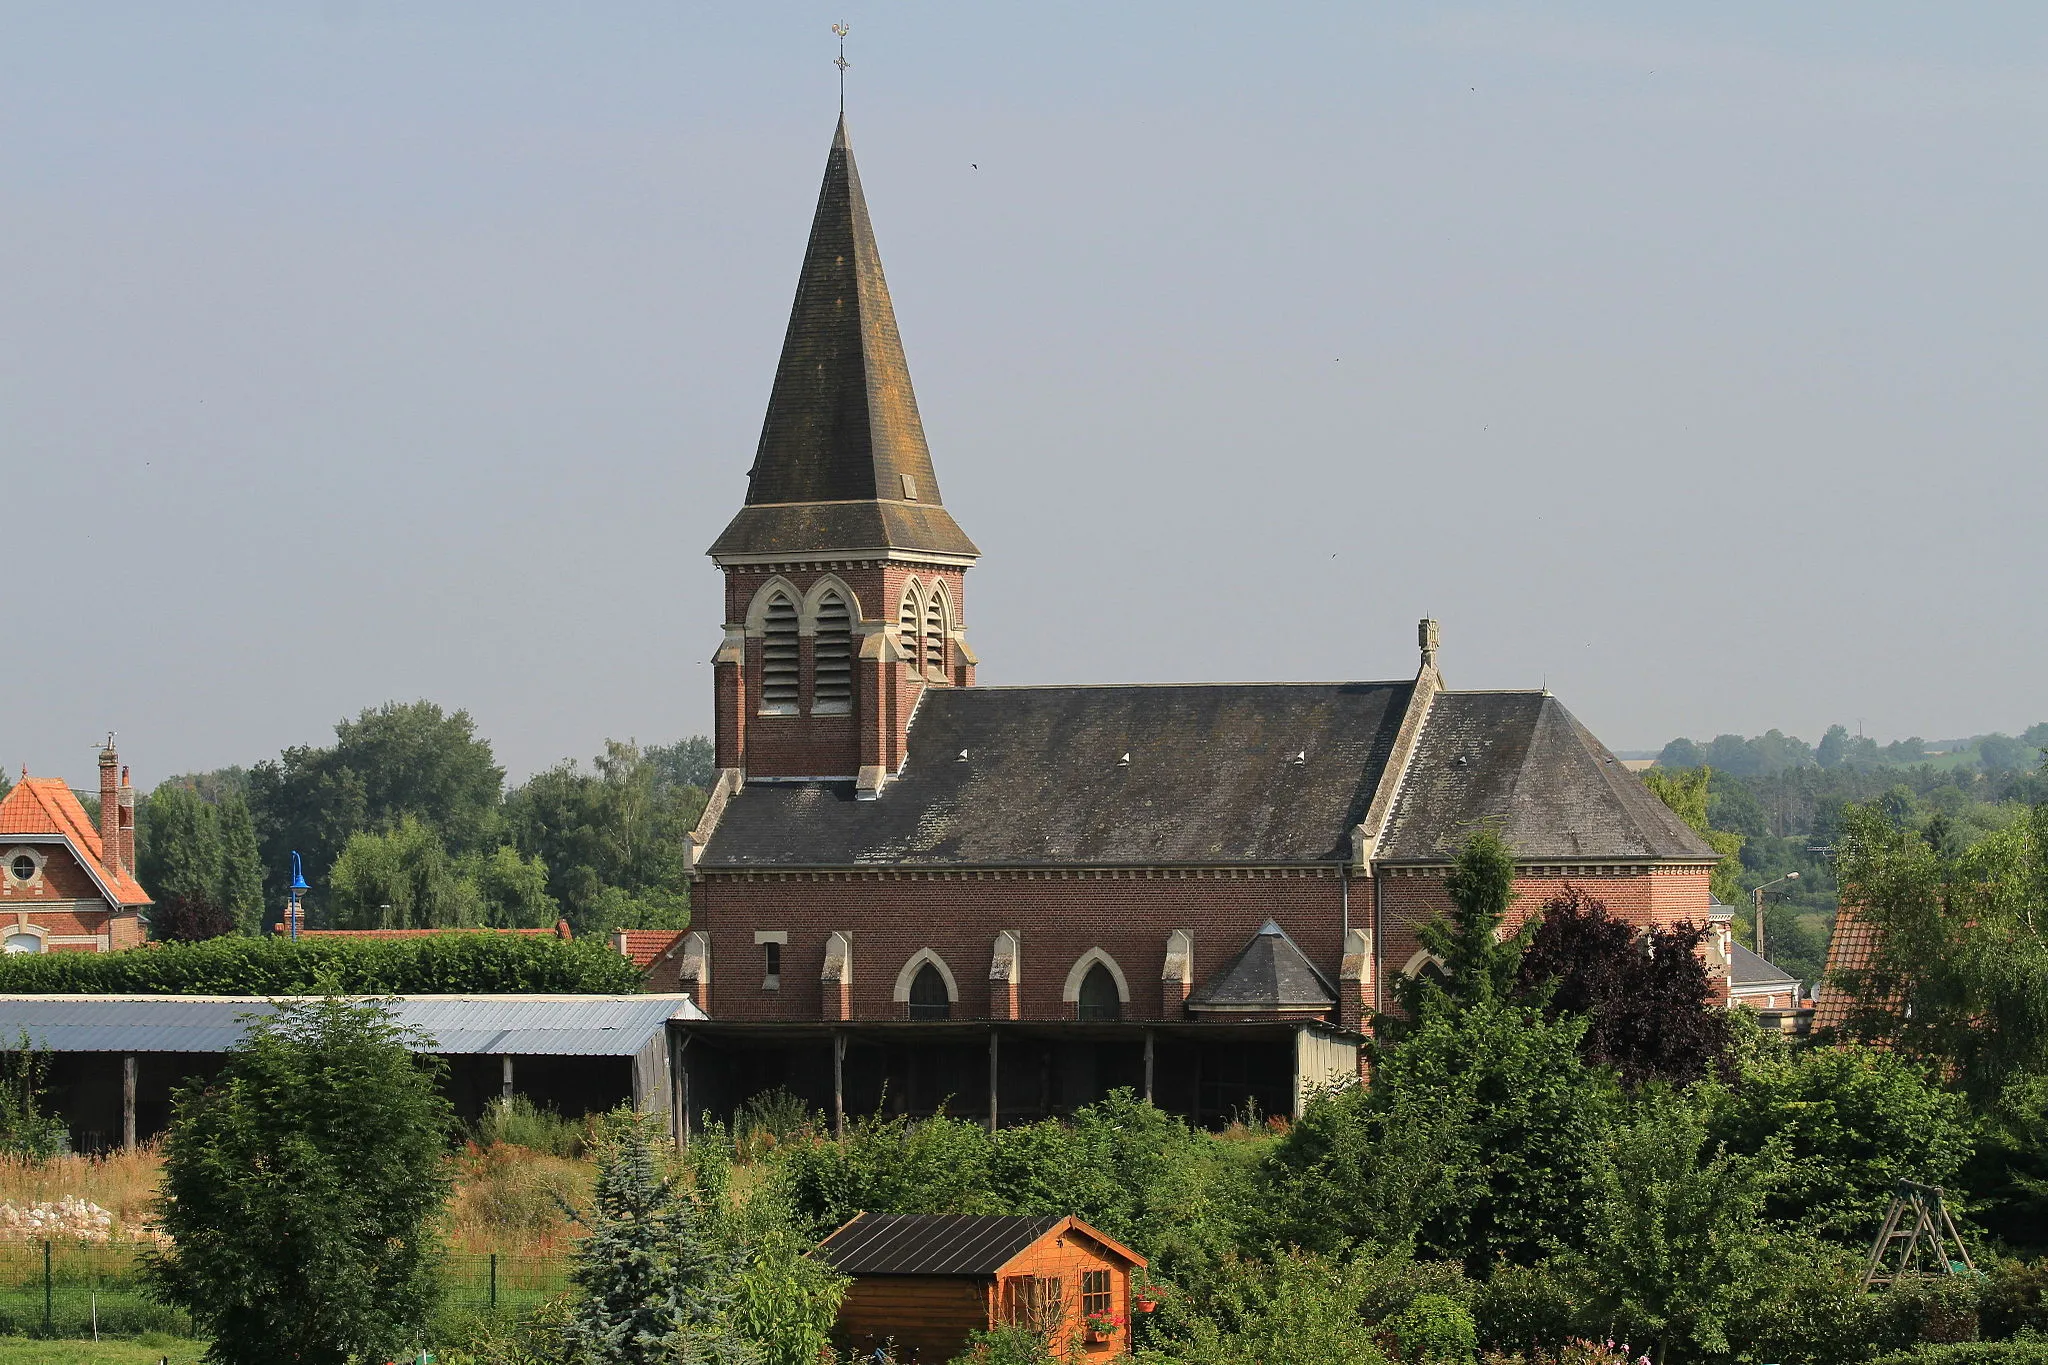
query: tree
1658 738 1706 770
215 793 265 934
1384 829 1529 1033
1562 1089 1784 1365
1818 725 1851 771
1642 767 1746 907
149 891 238 943
326 816 481 929
145 997 451 1365
1515 886 1731 1087
0 1033 68 1158
565 1112 755 1365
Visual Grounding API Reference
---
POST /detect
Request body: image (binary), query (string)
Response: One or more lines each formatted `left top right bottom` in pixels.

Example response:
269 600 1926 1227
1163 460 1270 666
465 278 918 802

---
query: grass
0 1149 164 1240
0 1335 205 1363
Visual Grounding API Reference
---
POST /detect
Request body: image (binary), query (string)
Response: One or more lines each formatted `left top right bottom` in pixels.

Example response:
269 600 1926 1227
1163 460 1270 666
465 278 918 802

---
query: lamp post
287 851 309 941
1753 872 1799 961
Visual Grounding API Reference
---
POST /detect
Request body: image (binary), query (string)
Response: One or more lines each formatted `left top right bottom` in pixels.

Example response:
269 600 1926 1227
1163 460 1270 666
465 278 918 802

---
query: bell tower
708 117 978 798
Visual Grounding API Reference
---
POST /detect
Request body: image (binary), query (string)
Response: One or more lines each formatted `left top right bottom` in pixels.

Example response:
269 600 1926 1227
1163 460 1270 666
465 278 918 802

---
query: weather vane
832 21 850 113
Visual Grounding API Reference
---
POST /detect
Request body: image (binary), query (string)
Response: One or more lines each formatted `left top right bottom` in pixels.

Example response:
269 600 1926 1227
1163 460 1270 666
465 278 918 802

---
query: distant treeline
1658 722 2048 777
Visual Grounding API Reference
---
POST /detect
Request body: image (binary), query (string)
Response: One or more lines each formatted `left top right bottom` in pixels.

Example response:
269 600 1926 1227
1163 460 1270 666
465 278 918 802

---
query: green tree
326 816 482 929
1384 829 1529 1033
1136 1251 1394 1365
466 843 559 928
216 793 266 934
725 1183 847 1365
1642 767 1746 908
144 997 451 1365
141 784 224 907
565 1112 756 1365
0 1033 68 1158
1562 1088 1783 1365
1705 1038 1974 1243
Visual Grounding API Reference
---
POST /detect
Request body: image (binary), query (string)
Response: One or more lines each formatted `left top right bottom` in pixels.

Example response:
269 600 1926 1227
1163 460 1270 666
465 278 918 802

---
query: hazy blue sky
6 3 2045 789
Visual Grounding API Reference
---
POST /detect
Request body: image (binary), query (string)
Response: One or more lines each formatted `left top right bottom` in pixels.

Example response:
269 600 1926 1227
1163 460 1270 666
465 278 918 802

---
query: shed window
811 591 852 714
907 962 951 1020
1005 1275 1063 1331
1077 963 1122 1021
759 593 800 715
1081 1269 1113 1322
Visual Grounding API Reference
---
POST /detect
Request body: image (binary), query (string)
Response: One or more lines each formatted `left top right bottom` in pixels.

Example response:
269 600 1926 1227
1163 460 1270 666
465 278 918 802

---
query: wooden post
987 1028 999 1132
1142 1029 1154 1104
499 1055 514 1102
122 1055 137 1151
833 1030 847 1140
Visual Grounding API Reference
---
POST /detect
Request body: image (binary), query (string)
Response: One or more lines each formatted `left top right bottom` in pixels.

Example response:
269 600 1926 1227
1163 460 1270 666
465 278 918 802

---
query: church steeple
708 116 977 564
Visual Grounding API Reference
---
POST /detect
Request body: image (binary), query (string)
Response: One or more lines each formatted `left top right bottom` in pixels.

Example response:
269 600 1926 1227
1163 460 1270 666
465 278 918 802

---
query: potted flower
1084 1311 1124 1343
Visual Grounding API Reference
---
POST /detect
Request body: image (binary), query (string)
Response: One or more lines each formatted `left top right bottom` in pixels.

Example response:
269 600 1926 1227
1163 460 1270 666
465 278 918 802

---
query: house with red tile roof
610 928 689 992
1 742 150 954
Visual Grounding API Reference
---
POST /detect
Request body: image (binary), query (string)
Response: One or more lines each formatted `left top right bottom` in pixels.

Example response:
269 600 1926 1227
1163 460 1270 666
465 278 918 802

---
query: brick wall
695 870 1345 1023
1 845 110 903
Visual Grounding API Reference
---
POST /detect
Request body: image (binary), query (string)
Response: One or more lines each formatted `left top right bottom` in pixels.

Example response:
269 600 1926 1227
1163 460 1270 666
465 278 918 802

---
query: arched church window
923 587 948 678
898 584 922 671
760 592 800 715
811 590 853 714
1076 962 1122 1021
908 962 951 1020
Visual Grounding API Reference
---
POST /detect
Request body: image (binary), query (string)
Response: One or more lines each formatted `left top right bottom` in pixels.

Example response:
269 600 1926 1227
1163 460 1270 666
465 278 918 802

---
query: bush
1387 1292 1477 1365
1983 1260 2048 1339
1472 1262 1581 1357
1867 1343 2048 1365
473 1095 588 1158
0 931 645 995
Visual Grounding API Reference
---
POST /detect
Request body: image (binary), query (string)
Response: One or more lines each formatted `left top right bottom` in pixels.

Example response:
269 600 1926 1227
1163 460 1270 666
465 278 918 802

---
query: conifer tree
1385 829 1531 1034
565 1113 757 1365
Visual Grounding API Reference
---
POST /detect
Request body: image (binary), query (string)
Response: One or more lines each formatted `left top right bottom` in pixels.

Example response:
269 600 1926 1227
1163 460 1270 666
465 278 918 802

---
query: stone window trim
3 920 48 953
921 580 951 681
892 947 959 1004
755 931 787 992
797 574 863 634
1400 949 1448 979
1060 947 1131 1005
897 579 924 669
5 847 46 889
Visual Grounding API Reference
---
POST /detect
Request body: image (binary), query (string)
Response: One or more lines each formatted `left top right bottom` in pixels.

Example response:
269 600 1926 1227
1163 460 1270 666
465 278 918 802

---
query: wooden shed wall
997 1230 1135 1357
837 1274 989 1362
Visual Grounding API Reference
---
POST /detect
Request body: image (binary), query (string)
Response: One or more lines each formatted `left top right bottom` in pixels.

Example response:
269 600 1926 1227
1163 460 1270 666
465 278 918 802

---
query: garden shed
0 993 704 1151
817 1212 1146 1362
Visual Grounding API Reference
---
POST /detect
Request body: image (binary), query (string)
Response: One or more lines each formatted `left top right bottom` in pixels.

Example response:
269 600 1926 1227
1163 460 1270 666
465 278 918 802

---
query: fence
0 1242 569 1339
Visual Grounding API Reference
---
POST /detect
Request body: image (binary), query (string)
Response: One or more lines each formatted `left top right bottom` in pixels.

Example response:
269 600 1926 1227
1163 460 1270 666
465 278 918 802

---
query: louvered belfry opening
899 586 922 671
923 590 947 678
812 591 853 714
760 593 800 714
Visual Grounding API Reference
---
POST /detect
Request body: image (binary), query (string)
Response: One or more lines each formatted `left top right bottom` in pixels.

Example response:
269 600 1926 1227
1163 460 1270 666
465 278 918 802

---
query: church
672 118 1717 1131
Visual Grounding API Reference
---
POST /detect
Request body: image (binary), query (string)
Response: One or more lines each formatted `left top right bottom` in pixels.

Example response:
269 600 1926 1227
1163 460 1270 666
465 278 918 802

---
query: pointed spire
710 117 978 562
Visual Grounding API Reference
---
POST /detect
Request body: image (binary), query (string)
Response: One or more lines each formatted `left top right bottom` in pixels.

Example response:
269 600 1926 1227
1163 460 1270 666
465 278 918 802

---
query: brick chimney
98 741 120 873
118 766 136 877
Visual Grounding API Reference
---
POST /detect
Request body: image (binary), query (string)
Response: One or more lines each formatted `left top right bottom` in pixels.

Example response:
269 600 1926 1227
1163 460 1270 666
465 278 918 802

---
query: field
0 1338 206 1364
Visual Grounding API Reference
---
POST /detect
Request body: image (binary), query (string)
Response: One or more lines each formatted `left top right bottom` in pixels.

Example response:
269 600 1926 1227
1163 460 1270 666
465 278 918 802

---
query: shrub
1387 1292 1478 1365
0 1033 68 1158
1983 1260 2048 1339
473 1095 588 1158
1472 1262 1581 1357
0 931 645 995
1867 1343 2048 1365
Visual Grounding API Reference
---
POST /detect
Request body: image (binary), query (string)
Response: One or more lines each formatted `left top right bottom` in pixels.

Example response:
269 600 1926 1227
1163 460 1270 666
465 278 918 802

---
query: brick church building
674 118 1717 1130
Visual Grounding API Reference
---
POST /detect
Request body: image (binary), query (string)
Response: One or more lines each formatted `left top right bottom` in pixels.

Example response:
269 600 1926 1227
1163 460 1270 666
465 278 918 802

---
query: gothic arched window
811 589 853 714
1076 962 1122 1021
760 591 800 715
923 585 948 679
908 962 951 1020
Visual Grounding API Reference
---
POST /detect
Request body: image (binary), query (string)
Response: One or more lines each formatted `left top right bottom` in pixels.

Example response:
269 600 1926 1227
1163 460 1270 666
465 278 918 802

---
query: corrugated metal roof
0 995 701 1056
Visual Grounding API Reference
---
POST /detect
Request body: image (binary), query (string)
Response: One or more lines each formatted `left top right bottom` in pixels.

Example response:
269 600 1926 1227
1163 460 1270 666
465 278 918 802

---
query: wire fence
0 1242 570 1339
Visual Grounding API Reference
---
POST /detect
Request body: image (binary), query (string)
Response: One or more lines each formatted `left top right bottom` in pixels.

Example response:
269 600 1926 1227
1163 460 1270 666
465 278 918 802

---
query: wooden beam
501 1055 514 1102
122 1055 137 1152
833 1030 847 1140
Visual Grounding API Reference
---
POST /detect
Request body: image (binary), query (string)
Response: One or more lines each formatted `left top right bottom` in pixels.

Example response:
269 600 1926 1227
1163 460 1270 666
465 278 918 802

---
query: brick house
0 743 150 954
674 118 1719 1129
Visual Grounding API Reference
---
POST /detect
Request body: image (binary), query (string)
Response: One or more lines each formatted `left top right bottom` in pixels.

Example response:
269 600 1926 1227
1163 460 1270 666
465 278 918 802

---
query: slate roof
1377 692 1716 864
699 682 1413 868
1728 941 1799 990
0 778 150 905
1187 920 1337 1011
708 117 976 562
816 1213 1144 1276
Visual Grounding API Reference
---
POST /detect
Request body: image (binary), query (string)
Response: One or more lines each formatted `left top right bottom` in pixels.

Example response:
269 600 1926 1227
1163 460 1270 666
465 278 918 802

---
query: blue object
289 851 309 892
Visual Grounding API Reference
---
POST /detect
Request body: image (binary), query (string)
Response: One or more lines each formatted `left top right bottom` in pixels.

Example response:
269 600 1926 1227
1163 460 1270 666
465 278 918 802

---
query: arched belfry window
923 586 948 679
1077 963 1122 1021
898 583 923 670
760 591 800 715
811 590 852 715
908 962 951 1020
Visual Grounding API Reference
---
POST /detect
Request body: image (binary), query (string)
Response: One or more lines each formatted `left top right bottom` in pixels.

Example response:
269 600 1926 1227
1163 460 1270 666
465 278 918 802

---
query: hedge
1869 1342 2048 1365
0 933 647 996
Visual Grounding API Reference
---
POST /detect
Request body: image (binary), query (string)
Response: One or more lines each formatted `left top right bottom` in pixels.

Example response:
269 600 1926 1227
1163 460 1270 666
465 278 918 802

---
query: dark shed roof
708 117 976 562
1188 921 1337 1011
1729 942 1799 989
699 681 1413 868
1378 693 1716 863
818 1214 1063 1276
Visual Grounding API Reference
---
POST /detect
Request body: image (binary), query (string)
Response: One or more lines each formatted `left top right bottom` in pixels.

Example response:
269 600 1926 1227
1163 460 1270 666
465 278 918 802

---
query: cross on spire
832 22 850 113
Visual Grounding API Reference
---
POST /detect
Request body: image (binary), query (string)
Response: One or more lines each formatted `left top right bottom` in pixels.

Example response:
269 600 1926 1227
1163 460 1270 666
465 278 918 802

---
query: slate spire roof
1187 919 1338 1012
708 116 978 562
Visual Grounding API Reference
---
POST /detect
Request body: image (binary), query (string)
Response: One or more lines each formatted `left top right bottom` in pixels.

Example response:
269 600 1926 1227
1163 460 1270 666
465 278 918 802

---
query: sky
5 3 2046 790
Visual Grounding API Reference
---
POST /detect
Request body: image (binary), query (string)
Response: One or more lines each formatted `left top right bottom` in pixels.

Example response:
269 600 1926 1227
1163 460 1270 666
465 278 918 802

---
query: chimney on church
98 740 120 872
118 765 136 876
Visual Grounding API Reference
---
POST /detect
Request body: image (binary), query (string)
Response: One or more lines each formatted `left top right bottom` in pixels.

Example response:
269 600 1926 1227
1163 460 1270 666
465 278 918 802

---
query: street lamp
1754 872 1799 961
